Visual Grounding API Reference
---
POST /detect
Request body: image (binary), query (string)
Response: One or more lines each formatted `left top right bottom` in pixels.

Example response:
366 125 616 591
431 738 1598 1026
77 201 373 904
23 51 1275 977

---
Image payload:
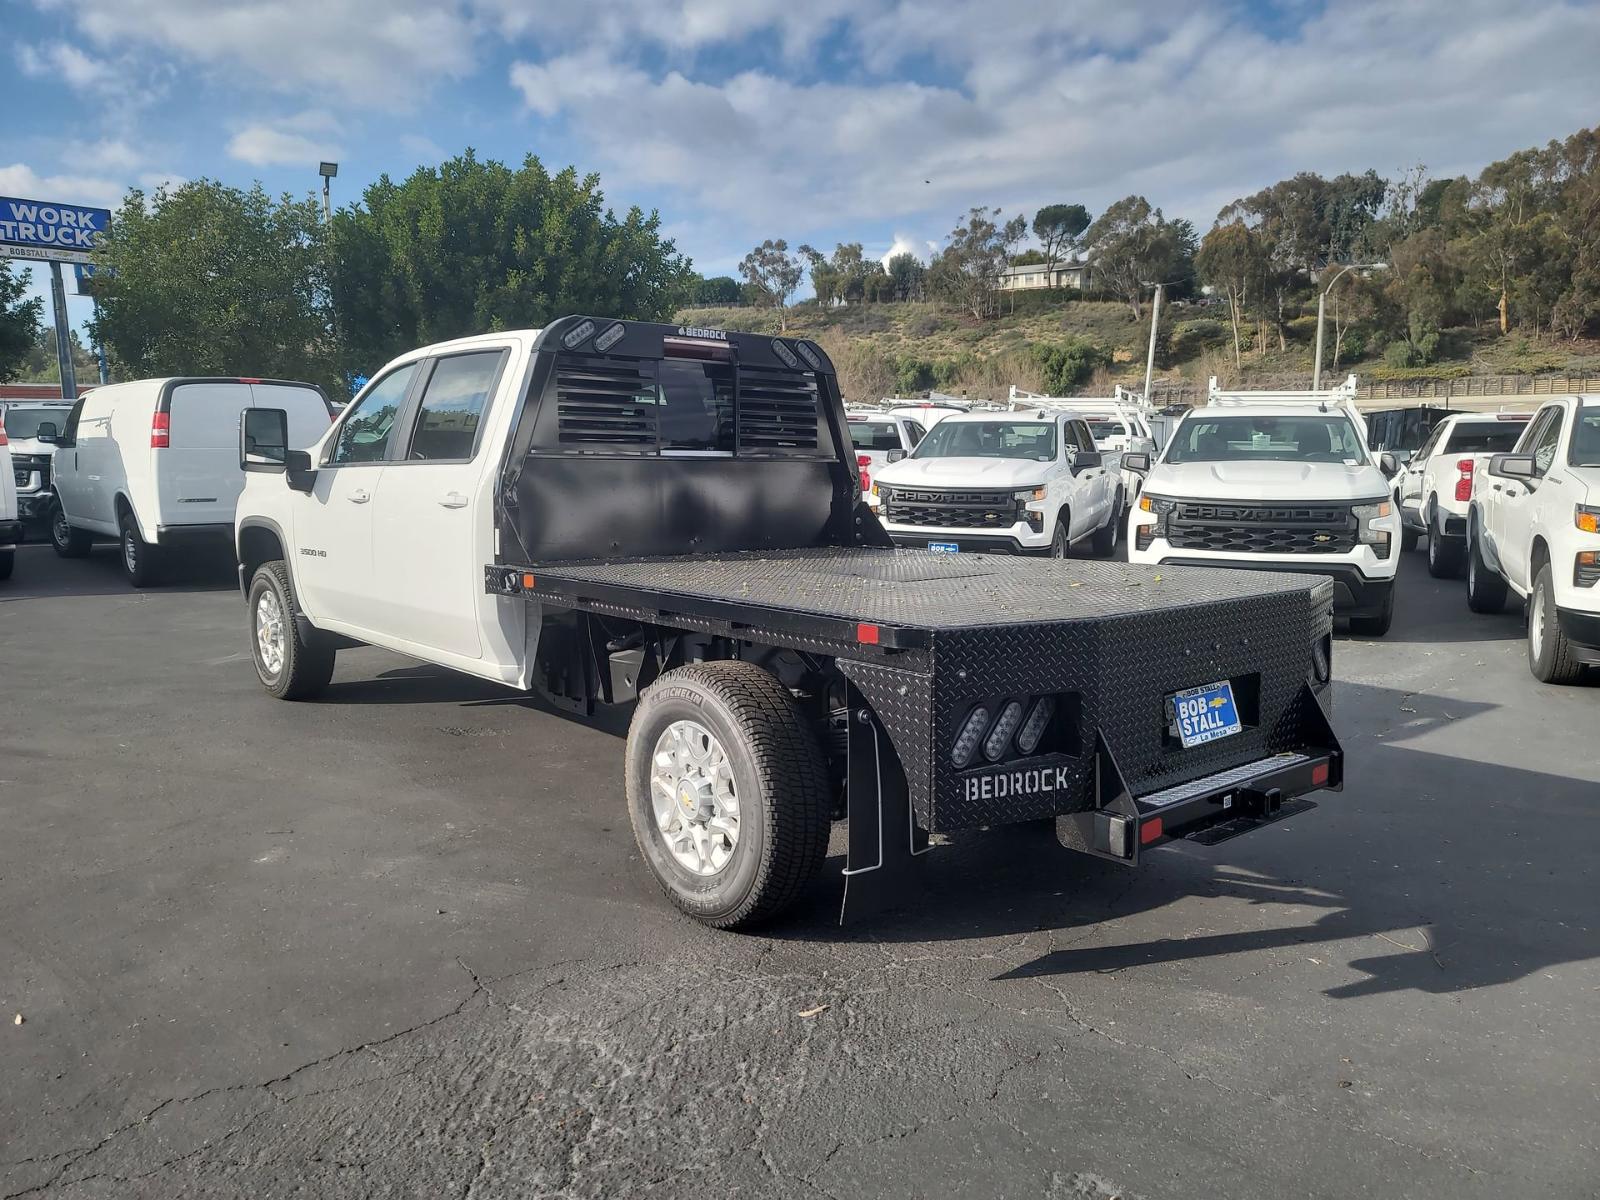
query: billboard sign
0 196 111 260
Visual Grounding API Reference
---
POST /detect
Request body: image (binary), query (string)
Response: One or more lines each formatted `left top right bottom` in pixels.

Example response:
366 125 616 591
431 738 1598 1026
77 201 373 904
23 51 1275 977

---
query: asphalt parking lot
2 541 1597 1199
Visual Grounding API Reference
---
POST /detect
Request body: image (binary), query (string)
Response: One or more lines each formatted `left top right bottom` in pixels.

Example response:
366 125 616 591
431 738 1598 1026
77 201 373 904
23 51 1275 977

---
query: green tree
1031 203 1091 283
1196 221 1264 368
738 239 805 329
333 150 688 370
0 262 44 383
928 207 1027 319
1084 196 1195 319
91 180 337 393
799 242 882 305
691 275 742 305
886 252 925 302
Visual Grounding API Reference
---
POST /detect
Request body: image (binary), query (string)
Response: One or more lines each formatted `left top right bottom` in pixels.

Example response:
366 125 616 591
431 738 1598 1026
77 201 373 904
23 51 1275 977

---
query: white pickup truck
0 414 18 581
1395 412 1531 577
1125 379 1402 636
870 410 1122 557
1466 395 1600 683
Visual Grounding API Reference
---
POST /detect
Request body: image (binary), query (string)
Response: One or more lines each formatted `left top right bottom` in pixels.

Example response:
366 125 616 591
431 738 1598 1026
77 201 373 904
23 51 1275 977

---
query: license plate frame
1168 679 1244 748
928 542 960 553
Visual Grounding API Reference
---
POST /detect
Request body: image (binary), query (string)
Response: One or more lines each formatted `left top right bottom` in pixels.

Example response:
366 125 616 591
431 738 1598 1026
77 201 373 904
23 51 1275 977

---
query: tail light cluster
951 695 1061 768
150 412 171 449
857 454 872 493
0 413 8 446
1454 458 1474 503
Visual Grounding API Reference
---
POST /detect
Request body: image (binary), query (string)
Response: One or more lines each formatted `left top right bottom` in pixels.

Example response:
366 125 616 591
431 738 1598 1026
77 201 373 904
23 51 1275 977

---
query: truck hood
874 457 1047 490
6 437 58 458
1146 460 1387 503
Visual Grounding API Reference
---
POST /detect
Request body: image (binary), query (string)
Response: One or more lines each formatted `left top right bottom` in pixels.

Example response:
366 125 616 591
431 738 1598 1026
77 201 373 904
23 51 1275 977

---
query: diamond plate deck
524 546 1322 630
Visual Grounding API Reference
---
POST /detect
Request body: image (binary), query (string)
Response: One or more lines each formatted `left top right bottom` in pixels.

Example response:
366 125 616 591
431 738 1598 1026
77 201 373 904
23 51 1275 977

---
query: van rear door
157 381 328 530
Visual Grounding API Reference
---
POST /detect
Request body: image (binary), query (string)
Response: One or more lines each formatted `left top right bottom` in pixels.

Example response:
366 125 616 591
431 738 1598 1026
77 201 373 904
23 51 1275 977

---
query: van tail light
1454 458 1474 503
150 411 170 449
857 454 872 492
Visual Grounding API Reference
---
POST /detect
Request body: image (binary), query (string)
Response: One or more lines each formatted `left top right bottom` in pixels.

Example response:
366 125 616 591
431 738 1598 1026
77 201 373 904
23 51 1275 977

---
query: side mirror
1122 451 1151 473
285 449 317 493
887 448 906 463
1070 448 1103 474
1379 452 1399 477
36 420 59 443
1488 452 1537 482
241 408 289 471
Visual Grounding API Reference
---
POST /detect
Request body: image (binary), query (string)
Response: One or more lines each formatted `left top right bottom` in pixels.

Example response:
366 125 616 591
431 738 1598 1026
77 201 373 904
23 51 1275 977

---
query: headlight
873 483 885 499
1353 500 1394 548
1576 504 1600 534
1014 487 1047 503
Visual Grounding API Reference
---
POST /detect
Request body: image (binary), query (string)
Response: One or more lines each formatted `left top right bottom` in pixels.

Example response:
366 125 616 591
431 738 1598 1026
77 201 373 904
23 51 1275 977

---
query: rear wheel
249 561 336 700
1088 492 1121 557
119 511 163 587
1527 563 1583 685
1401 525 1420 552
1466 532 1508 613
1426 508 1465 579
1348 584 1395 638
49 502 92 557
626 661 831 930
0 549 13 581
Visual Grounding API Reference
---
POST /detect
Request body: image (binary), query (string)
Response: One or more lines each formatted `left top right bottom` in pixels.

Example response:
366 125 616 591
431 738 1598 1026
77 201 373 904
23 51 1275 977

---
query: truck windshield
1086 419 1128 441
1164 414 1366 465
1 407 67 439
912 421 1057 461
1445 423 1526 454
1572 411 1600 466
849 421 902 452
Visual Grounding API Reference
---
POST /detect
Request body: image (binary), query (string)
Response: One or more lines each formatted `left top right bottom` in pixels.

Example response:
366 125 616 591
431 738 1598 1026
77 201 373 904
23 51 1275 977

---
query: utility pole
48 260 78 400
1141 282 1164 405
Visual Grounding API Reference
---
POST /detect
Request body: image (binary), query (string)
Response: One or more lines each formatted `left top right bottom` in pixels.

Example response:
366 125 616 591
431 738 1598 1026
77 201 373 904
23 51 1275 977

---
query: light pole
1313 261 1384 391
1141 282 1164 405
318 161 339 225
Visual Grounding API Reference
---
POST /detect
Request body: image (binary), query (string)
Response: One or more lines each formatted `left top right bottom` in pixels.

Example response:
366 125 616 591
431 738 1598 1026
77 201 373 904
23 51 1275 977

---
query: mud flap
840 686 930 924
1055 731 1142 866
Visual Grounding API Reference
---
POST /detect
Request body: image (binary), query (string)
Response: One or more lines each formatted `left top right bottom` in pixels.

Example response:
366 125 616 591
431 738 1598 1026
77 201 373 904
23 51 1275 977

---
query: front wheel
1049 518 1070 559
248 561 336 700
626 661 832 930
1527 564 1584 685
1348 584 1395 638
50 502 92 557
1466 533 1508 613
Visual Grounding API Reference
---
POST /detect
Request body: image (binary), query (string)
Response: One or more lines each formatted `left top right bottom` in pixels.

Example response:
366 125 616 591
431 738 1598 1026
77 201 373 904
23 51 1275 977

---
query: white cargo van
49 377 331 585
0 413 19 581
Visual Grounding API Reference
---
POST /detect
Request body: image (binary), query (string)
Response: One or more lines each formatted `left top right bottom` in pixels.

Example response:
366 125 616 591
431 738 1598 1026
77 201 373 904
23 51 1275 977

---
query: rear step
1057 684 1340 865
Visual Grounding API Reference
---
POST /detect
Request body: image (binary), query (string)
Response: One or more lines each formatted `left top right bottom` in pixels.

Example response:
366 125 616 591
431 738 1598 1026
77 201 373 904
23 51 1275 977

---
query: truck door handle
348 488 370 504
439 492 469 509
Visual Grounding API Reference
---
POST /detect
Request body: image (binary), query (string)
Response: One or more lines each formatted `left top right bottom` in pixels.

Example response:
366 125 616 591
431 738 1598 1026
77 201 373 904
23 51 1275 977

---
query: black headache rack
486 541 1342 920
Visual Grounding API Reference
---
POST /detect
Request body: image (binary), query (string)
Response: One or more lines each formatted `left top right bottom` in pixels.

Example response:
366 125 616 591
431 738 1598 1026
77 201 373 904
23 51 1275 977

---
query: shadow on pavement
0 542 237 601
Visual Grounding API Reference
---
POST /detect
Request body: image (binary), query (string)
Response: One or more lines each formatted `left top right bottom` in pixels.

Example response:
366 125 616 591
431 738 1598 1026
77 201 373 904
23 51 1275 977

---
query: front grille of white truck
884 488 1019 529
1168 502 1357 554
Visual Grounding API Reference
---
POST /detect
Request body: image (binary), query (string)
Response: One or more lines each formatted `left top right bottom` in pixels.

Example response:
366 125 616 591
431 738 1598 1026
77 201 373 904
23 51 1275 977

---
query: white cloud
505 0 1600 270
399 133 447 163
880 234 930 267
227 112 343 167
39 0 478 109
0 162 127 210
15 40 113 90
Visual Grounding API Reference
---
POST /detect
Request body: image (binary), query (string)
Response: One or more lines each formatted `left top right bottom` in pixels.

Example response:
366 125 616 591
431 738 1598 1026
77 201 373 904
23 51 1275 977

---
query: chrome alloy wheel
256 588 286 677
650 720 740 876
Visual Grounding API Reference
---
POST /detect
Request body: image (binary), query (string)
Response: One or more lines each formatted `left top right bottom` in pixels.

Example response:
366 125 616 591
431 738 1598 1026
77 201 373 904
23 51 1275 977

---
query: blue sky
4 0 1599 340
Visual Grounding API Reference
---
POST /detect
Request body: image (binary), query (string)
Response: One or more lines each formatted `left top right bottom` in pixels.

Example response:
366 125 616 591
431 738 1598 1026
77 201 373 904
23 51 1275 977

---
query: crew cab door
1497 405 1563 592
291 363 417 627
1063 418 1111 538
50 397 90 521
1398 423 1441 520
368 347 510 660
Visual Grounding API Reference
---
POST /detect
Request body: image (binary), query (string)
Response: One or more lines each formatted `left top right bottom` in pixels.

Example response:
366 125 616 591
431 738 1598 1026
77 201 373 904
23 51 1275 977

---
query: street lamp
1313 261 1385 391
318 161 339 225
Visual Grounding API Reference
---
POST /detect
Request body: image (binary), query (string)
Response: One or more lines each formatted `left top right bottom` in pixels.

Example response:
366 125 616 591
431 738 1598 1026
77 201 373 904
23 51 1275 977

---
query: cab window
1529 410 1564 475
849 421 903 452
328 364 417 465
404 351 504 461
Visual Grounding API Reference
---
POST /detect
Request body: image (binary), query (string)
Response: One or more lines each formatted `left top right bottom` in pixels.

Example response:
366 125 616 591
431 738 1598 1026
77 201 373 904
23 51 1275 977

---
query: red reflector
237 376 263 384
856 622 881 645
1139 817 1163 845
150 411 170 448
857 454 872 467
1311 762 1330 786
1457 458 1475 474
